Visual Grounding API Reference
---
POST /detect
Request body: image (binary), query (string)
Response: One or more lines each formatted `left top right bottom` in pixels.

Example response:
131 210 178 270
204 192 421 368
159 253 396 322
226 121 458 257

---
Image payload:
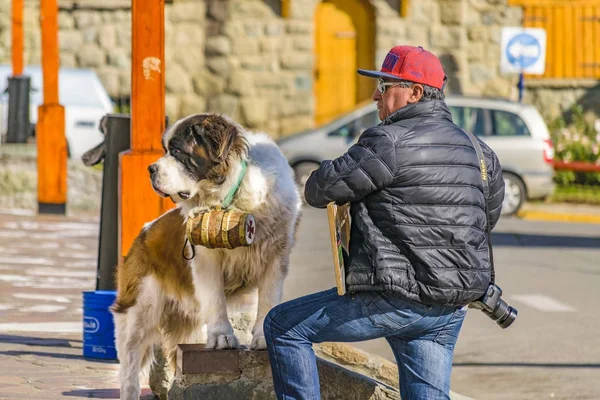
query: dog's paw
206 333 240 349
250 334 267 350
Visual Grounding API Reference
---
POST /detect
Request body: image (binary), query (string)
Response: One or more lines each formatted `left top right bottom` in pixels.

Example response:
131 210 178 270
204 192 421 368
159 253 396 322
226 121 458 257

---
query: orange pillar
12 0 24 75
119 0 172 259
37 0 67 214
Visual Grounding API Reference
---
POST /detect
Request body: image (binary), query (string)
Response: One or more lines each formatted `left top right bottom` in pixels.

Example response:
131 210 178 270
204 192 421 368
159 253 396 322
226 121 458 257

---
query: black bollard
89 114 169 291
6 75 31 143
94 114 131 291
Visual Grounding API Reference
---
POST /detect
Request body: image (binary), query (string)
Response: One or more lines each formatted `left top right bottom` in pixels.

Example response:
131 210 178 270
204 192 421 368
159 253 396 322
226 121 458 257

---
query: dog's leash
181 159 248 260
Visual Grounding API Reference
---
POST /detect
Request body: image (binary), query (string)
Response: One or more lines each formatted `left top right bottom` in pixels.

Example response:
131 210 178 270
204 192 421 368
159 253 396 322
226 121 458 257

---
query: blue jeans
264 288 466 400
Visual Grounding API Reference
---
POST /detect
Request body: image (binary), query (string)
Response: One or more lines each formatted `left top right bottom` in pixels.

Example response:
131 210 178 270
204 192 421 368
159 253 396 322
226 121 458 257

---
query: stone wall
0 0 597 138
202 0 314 136
0 144 102 214
402 0 523 98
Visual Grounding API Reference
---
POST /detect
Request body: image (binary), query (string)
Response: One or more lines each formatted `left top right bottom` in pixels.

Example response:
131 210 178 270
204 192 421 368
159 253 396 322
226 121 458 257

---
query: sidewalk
0 332 153 400
0 209 154 400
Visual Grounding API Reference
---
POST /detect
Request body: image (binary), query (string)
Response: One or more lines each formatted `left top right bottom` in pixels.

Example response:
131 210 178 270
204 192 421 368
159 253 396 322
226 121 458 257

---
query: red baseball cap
358 45 447 90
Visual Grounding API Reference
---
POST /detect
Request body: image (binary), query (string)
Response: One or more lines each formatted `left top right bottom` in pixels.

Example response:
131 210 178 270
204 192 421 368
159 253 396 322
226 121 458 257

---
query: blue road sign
506 33 542 69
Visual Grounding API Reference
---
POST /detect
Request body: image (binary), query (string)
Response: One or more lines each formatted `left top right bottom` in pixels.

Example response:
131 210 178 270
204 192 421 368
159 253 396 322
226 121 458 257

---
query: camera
470 284 517 329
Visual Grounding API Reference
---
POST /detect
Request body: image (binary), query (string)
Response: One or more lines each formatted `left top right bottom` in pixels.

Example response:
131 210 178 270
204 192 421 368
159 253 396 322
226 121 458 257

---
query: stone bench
148 313 472 400
167 344 400 400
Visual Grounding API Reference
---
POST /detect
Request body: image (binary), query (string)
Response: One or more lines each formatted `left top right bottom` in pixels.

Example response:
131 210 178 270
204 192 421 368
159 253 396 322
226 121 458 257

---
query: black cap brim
357 69 403 80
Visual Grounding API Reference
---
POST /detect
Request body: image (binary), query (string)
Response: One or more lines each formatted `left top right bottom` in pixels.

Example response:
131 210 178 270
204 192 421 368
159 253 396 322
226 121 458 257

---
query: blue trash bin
83 290 117 360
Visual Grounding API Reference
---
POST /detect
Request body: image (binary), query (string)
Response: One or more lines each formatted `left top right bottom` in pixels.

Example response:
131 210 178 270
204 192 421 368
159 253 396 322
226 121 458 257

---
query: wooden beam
130 0 164 152
37 0 67 214
400 0 410 18
281 0 290 18
119 0 172 259
12 0 24 75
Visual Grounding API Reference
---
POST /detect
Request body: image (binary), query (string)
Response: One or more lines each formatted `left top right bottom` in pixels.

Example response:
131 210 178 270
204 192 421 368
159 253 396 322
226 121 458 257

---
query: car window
449 106 487 136
355 110 380 136
327 110 380 139
491 110 531 136
327 121 354 138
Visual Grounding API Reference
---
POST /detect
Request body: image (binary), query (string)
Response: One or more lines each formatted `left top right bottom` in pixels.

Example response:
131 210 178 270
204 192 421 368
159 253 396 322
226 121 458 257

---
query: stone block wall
202 0 315 137
401 0 524 98
0 0 597 138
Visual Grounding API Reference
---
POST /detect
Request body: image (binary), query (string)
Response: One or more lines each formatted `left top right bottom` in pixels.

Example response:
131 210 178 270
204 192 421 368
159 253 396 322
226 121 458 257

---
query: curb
315 342 474 400
517 210 600 224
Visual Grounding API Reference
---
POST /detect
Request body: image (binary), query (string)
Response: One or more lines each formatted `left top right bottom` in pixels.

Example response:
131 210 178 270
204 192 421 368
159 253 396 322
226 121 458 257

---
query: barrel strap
182 238 195 261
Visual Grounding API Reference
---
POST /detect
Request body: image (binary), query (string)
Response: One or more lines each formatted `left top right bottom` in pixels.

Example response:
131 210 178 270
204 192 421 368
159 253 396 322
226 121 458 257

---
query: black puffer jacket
305 100 505 307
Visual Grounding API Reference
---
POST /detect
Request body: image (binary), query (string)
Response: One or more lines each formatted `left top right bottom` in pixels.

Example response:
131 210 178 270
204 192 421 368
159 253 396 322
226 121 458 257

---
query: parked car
278 97 555 215
0 65 114 160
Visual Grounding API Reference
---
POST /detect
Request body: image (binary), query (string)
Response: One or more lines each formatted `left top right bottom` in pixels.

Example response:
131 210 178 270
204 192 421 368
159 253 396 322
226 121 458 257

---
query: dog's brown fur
112 209 193 315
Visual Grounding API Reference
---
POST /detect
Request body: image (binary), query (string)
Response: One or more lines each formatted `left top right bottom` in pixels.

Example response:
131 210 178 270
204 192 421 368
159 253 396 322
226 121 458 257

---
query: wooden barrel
186 208 256 249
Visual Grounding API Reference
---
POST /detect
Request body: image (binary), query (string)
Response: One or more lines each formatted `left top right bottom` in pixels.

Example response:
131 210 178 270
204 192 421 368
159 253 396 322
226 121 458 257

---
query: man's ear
408 84 424 104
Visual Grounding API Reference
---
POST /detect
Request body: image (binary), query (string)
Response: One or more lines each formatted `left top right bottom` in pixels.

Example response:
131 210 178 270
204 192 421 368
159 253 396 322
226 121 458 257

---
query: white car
0 65 114 160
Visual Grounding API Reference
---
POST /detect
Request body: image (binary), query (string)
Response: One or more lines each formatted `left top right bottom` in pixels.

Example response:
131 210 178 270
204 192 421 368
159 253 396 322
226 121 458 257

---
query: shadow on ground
492 232 600 249
62 388 155 399
0 334 80 347
454 362 600 368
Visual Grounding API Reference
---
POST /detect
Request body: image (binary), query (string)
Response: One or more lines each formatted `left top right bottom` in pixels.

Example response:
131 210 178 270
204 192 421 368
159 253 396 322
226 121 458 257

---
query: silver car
278 97 555 215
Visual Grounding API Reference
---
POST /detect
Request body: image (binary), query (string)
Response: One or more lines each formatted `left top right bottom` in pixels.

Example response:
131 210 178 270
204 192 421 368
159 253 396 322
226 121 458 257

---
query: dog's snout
148 164 158 176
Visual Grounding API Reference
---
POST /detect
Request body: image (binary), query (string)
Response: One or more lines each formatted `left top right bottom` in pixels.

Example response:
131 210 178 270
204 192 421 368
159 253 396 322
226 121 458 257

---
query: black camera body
470 284 517 329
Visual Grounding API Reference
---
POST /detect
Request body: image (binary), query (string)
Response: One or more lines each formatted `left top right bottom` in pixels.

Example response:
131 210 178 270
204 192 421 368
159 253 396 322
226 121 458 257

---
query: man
264 45 505 399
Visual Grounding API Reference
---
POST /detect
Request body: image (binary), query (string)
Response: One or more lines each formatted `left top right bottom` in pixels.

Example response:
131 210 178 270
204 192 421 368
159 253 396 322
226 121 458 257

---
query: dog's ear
192 118 239 164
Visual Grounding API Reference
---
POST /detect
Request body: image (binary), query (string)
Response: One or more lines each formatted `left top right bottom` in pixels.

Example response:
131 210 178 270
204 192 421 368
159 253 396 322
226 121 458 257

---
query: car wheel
293 162 320 203
501 172 526 216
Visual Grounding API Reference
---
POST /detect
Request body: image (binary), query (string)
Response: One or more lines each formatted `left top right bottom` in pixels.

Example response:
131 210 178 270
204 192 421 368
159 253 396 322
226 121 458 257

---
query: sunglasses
376 78 405 95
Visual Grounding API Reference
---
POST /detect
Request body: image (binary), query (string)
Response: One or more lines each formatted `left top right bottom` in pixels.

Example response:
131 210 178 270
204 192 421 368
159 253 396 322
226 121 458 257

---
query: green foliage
550 184 600 205
547 104 600 186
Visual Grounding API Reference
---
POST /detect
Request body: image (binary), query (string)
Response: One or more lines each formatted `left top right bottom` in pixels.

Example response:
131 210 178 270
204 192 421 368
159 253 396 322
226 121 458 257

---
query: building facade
0 0 598 137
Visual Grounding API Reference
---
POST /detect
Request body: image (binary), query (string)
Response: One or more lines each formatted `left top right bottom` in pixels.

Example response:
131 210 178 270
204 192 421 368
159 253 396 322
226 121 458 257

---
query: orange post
12 0 24 75
37 0 67 214
119 0 172 259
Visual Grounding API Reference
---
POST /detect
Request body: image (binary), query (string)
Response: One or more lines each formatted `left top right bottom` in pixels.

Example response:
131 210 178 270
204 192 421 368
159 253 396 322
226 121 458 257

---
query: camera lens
489 298 518 329
496 306 517 329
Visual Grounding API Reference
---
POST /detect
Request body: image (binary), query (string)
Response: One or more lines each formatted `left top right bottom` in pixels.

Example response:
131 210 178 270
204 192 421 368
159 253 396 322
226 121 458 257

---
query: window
264 0 281 15
384 0 410 17
355 110 380 135
264 0 290 17
327 110 380 139
491 110 531 136
449 106 488 136
328 121 354 139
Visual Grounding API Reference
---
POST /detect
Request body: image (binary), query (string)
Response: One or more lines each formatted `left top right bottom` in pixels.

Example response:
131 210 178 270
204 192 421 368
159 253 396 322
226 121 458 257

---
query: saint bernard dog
111 113 302 400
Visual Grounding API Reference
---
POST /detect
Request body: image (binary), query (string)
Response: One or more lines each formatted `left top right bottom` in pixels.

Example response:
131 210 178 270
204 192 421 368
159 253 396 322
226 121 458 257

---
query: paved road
284 207 600 400
0 207 598 399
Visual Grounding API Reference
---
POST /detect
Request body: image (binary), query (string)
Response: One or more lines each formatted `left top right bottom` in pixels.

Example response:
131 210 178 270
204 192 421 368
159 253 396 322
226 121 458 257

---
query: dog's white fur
113 115 302 400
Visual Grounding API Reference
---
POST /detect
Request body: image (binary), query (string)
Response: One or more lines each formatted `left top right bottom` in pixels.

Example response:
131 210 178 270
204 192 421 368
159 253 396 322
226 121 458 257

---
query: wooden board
327 202 351 296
